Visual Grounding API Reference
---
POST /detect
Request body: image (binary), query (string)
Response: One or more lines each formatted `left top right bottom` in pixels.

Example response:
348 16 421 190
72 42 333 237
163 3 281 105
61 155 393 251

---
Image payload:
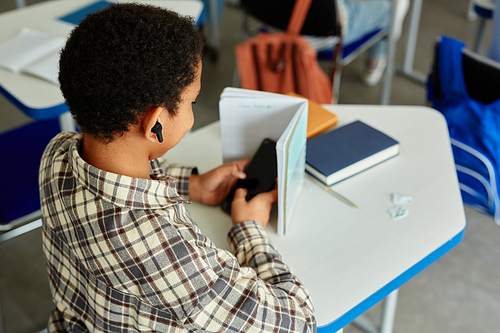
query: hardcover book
306 120 399 185
286 92 338 139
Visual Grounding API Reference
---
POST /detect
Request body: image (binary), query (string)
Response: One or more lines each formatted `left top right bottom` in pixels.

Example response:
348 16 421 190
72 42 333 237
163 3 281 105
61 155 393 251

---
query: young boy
39 3 315 332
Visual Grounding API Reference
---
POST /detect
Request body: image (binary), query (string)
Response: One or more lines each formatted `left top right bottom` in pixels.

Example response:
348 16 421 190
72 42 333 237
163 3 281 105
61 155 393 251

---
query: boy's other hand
231 188 278 228
188 158 250 205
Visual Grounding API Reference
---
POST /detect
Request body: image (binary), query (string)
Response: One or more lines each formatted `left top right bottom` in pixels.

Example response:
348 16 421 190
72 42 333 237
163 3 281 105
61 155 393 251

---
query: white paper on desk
0 27 65 84
219 87 308 235
22 51 61 85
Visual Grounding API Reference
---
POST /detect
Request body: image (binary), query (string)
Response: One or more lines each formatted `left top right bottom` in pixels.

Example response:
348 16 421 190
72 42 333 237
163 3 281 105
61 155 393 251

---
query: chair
237 0 395 104
427 35 500 225
0 117 60 240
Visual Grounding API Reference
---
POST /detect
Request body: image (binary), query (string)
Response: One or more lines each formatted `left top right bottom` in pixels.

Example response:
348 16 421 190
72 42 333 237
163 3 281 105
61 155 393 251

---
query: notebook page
0 28 65 74
219 95 305 163
22 50 61 85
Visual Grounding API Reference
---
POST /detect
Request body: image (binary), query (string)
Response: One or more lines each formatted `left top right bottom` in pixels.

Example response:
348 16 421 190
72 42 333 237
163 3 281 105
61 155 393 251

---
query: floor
1 0 500 332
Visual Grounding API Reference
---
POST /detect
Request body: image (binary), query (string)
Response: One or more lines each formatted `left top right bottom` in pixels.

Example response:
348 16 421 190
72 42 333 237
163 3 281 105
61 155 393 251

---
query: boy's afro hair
58 3 204 143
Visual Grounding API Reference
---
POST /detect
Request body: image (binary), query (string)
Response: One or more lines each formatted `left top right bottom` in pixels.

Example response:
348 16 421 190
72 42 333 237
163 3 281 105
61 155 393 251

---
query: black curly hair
58 3 204 143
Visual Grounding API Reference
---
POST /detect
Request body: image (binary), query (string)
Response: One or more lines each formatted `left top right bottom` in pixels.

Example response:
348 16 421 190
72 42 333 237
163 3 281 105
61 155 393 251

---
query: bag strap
286 0 313 35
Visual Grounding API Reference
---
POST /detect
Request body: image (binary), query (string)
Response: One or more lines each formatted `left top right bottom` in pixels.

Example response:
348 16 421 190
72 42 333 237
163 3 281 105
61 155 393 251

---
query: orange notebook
287 93 338 139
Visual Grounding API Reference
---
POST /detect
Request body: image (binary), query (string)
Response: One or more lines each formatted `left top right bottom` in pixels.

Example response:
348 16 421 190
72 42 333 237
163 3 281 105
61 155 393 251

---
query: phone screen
221 138 277 214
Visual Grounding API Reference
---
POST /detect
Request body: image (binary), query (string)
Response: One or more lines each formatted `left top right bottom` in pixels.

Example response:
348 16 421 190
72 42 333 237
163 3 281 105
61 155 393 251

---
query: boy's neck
80 133 153 179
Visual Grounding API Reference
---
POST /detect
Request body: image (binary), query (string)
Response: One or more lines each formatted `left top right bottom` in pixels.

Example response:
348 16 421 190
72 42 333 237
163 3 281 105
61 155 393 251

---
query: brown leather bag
235 0 335 104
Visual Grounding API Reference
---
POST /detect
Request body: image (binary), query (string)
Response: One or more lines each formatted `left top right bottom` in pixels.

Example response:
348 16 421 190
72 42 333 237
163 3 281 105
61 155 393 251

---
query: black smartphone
221 138 277 215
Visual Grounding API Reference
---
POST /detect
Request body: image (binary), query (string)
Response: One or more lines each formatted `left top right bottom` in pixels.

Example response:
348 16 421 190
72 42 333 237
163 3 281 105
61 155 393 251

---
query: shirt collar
69 134 189 210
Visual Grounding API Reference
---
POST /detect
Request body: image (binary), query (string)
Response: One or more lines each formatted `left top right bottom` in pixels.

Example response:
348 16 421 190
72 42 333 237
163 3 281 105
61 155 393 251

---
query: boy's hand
231 188 278 228
188 158 250 205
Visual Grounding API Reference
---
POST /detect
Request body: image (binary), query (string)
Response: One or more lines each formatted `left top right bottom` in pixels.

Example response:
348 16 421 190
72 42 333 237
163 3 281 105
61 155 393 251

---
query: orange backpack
235 0 336 104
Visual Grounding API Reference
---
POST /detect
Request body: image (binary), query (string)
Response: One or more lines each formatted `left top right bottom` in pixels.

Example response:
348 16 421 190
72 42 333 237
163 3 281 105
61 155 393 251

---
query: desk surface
166 105 466 331
0 0 203 118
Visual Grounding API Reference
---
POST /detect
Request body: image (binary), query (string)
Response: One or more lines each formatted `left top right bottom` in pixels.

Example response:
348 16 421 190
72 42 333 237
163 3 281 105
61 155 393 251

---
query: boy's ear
143 107 164 143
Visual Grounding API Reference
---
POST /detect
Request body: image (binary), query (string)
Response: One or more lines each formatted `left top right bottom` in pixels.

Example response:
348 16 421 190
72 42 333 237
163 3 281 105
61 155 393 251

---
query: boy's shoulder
41 131 82 165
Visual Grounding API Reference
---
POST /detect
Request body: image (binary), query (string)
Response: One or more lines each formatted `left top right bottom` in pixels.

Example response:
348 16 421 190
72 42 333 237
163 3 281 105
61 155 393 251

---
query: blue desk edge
318 227 466 332
0 84 68 120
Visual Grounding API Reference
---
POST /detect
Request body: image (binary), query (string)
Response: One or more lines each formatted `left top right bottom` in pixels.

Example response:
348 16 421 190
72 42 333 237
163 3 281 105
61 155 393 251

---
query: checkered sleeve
219 221 317 332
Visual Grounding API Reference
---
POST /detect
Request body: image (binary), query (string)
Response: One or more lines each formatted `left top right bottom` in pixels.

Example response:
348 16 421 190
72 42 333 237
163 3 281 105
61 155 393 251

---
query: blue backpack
427 36 500 225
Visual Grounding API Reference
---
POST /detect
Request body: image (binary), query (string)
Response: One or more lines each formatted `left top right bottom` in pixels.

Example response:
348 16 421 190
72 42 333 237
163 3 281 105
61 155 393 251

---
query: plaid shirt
40 132 316 332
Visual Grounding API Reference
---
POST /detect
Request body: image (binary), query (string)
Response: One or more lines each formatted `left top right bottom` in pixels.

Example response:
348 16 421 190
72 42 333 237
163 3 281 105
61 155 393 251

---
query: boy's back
40 3 316 332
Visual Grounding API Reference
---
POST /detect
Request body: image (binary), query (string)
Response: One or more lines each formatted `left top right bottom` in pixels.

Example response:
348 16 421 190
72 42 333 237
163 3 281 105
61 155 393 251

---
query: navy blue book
306 120 399 185
58 1 112 25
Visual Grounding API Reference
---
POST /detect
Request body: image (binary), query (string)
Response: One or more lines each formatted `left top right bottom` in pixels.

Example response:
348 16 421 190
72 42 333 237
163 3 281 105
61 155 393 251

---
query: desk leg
396 0 427 85
380 0 398 105
380 289 399 333
207 0 220 61
473 17 488 53
467 0 477 21
351 288 399 333
403 0 421 74
59 111 76 132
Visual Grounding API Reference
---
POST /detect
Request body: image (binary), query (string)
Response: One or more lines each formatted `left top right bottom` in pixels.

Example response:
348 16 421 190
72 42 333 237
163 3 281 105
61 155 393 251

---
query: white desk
0 0 204 131
166 105 466 332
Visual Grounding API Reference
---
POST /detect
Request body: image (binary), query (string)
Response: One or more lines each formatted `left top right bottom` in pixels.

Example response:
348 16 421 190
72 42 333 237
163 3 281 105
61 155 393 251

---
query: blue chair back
0 118 60 226
427 36 500 224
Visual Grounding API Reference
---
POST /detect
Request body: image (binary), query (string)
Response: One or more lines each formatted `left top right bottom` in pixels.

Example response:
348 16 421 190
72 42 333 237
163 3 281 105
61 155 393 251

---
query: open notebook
0 28 65 85
219 88 308 235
